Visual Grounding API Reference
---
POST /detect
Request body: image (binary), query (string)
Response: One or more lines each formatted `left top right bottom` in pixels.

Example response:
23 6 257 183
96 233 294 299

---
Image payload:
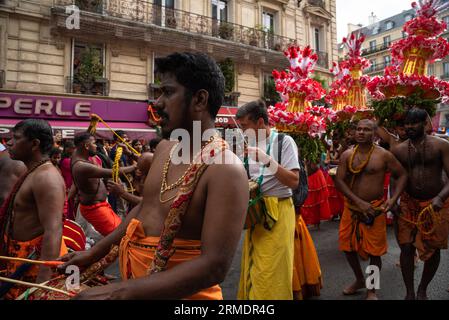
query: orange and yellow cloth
3 235 68 300
119 218 223 300
339 199 387 260
292 215 322 300
79 201 122 237
398 192 449 261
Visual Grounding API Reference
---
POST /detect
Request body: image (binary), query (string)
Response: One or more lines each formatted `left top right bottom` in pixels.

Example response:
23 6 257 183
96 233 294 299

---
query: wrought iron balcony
66 76 110 96
365 61 391 74
53 0 297 53
362 43 392 56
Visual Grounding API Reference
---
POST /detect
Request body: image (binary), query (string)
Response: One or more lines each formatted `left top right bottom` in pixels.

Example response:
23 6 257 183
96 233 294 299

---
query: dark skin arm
382 151 408 212
71 162 249 300
107 181 142 206
33 170 66 283
376 126 398 146
58 203 142 270
432 140 449 210
77 162 136 179
335 150 376 216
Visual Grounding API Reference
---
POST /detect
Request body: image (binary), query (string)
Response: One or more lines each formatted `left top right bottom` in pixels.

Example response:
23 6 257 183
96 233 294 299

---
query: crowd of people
0 52 448 301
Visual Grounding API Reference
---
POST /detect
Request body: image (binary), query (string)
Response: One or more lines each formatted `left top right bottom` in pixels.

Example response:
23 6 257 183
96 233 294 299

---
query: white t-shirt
247 132 300 198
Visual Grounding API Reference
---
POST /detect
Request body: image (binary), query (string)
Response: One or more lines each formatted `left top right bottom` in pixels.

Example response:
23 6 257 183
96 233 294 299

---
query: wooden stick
0 256 64 267
0 276 74 297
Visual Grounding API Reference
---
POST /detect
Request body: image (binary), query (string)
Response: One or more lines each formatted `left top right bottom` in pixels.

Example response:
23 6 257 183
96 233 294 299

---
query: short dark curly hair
155 52 225 119
13 119 54 155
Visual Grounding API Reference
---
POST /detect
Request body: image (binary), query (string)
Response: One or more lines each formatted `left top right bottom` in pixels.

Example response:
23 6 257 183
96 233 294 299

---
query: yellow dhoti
238 197 296 300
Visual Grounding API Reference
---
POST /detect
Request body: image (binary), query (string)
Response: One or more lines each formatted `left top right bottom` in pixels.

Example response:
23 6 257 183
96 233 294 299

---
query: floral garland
391 36 449 62
404 16 446 37
367 74 449 102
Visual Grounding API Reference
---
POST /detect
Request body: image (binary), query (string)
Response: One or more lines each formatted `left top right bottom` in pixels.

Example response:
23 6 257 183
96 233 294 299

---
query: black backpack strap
277 133 285 166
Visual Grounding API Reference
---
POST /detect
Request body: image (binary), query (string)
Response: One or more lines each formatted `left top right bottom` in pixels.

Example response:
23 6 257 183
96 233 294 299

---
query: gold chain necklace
160 135 217 204
348 144 375 174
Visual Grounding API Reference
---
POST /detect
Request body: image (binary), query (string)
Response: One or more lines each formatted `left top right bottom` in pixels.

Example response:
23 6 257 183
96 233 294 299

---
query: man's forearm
390 174 407 203
89 204 141 260
120 192 142 206
106 256 227 300
268 159 299 189
37 230 63 281
120 165 136 175
437 183 449 202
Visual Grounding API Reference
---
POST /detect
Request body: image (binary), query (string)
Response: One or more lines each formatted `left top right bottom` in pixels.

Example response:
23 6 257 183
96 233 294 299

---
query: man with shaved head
107 152 154 206
391 108 449 300
335 119 408 300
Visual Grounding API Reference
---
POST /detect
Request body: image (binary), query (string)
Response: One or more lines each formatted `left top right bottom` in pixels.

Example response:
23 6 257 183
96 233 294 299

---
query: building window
383 35 391 48
385 21 394 30
444 62 449 76
262 10 275 33
71 41 107 96
212 0 228 22
384 56 391 66
369 40 377 52
372 25 380 35
263 73 280 105
370 59 377 72
154 0 176 28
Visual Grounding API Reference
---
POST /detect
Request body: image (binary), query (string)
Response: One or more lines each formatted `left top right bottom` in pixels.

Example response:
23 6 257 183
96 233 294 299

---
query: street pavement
221 220 449 300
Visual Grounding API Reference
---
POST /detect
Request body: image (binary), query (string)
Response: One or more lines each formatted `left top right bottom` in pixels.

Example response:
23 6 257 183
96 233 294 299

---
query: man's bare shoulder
340 147 354 160
430 135 449 149
390 139 408 155
2 157 26 177
207 150 247 181
32 164 65 188
152 139 174 160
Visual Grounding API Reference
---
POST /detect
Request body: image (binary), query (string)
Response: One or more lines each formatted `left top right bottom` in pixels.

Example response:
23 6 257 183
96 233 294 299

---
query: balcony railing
66 76 110 96
441 73 449 80
366 62 391 74
362 43 391 56
54 0 297 52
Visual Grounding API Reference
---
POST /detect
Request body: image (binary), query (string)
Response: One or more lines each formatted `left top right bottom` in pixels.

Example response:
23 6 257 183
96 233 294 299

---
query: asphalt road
221 220 449 300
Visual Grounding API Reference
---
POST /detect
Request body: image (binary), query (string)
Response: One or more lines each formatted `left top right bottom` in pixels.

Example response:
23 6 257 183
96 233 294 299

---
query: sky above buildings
337 0 414 40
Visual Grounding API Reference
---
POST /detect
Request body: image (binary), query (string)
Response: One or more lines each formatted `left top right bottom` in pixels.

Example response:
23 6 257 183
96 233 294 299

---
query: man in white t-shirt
236 99 300 300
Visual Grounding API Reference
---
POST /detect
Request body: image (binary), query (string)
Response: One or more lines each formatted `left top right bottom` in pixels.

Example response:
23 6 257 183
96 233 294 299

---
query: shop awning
0 118 157 141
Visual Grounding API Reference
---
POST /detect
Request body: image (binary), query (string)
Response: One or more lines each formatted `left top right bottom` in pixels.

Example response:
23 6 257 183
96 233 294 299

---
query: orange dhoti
79 201 122 237
339 199 387 260
2 235 68 300
292 215 322 300
119 219 223 300
398 192 449 261
300 170 332 225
